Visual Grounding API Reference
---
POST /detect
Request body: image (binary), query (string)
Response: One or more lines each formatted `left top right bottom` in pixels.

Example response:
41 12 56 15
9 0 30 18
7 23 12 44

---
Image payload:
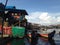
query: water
6 34 60 45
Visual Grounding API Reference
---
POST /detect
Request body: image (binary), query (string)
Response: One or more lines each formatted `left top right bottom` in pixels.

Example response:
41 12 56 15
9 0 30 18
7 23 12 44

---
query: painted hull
40 34 48 41
12 26 25 38
27 34 48 41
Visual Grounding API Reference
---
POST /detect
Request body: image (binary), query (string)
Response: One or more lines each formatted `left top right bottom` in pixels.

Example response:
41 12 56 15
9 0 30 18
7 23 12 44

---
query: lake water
6 34 60 45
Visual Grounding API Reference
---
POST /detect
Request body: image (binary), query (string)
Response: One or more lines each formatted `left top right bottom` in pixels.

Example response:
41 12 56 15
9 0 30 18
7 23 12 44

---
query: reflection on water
6 34 60 45
7 39 25 45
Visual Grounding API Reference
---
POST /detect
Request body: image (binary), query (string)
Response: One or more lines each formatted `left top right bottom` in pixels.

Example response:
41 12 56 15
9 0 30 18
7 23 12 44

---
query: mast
1 0 8 38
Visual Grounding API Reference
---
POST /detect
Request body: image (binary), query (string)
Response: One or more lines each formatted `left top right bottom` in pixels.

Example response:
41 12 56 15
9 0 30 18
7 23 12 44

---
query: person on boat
48 30 56 45
31 30 40 45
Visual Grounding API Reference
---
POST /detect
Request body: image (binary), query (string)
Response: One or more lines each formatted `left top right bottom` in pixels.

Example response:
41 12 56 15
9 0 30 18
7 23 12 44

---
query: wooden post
19 20 20 27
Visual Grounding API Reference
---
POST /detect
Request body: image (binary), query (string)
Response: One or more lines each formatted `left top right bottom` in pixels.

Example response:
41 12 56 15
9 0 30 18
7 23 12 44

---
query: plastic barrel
12 26 25 38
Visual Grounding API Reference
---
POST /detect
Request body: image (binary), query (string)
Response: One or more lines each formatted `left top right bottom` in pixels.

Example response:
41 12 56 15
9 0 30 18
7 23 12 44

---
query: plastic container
12 26 25 38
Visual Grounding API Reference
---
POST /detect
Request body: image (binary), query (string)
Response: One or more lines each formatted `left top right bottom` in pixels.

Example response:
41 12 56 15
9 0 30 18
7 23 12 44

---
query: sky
0 0 60 25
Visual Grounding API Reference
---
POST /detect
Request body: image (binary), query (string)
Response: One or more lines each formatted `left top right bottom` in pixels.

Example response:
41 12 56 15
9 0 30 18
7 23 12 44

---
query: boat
40 34 48 41
27 30 48 41
0 3 28 38
39 28 48 41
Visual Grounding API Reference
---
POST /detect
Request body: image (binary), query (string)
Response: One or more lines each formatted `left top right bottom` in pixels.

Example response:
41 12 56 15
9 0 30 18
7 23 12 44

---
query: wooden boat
27 34 48 41
40 34 48 41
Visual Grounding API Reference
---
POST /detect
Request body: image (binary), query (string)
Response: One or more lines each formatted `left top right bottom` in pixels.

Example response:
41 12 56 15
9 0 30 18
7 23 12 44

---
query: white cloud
39 13 51 23
25 11 60 25
57 17 60 22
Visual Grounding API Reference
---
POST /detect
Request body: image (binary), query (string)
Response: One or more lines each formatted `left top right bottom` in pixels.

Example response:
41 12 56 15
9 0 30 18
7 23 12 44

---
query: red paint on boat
40 34 48 37
27 34 48 41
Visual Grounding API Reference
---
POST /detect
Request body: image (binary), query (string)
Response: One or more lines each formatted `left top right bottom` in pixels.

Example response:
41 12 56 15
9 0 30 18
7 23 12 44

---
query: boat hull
27 34 48 41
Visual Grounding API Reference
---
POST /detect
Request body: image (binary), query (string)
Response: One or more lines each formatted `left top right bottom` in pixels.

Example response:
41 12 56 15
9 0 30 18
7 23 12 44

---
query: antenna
5 0 8 7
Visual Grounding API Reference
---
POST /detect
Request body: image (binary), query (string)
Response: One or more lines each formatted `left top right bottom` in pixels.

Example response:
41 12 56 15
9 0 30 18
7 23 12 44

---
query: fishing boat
0 3 28 38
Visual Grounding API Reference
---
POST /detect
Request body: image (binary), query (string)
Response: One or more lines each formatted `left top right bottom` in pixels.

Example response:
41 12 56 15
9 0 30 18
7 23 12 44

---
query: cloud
57 17 60 22
25 11 60 25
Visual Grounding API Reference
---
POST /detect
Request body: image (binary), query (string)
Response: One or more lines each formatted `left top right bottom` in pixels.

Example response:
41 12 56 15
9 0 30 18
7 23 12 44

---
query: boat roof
0 6 28 15
6 9 28 15
0 9 28 15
